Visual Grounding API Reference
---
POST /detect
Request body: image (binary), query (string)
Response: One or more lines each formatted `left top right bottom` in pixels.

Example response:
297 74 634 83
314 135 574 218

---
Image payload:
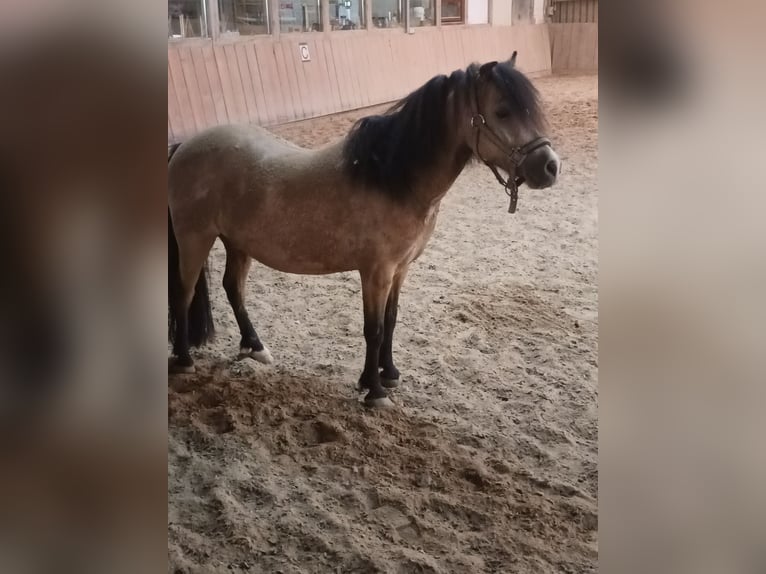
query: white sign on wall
298 43 311 62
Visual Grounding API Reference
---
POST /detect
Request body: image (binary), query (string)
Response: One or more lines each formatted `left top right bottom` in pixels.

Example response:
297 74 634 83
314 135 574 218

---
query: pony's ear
509 51 518 67
479 61 498 78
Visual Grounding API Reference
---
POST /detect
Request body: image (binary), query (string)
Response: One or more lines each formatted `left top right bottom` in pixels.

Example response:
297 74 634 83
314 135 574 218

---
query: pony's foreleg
222 242 273 365
379 265 410 388
358 267 395 408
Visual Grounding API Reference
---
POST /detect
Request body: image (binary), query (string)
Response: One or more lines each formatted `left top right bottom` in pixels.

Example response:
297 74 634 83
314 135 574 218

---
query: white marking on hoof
240 346 274 365
381 377 400 389
364 396 395 409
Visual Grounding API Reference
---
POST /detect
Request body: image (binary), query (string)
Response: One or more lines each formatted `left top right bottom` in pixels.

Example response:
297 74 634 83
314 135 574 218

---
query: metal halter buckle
470 114 486 128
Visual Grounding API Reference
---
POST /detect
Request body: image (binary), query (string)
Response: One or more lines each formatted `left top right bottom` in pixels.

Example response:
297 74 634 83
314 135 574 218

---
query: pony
168 53 560 408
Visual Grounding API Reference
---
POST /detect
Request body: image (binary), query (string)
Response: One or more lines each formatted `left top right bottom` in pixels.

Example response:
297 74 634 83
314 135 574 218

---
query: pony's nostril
545 159 559 178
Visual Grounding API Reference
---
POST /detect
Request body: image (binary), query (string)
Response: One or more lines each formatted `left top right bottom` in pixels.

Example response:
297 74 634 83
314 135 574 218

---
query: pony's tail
168 143 214 347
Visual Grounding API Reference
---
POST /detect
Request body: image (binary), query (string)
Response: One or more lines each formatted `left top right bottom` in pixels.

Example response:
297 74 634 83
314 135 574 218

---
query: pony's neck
409 91 473 210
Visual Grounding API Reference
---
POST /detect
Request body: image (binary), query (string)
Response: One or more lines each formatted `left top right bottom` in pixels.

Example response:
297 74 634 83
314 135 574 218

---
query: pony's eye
495 108 510 119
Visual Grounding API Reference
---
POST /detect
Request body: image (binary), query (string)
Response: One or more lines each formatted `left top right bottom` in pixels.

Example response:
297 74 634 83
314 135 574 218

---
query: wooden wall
168 25 552 143
549 0 598 24
548 23 597 73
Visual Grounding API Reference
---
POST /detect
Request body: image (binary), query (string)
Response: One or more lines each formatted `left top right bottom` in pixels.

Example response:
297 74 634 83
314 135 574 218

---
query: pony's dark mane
342 62 544 197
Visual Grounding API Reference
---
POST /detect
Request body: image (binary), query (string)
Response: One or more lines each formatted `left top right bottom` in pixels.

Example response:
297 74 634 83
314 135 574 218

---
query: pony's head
468 54 560 190
343 55 560 204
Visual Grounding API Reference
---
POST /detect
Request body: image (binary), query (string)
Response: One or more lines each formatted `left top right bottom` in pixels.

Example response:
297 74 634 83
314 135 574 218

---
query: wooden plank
559 23 574 72
167 63 185 142
481 26 495 63
395 35 417 94
178 47 206 132
528 24 544 73
565 23 577 70
386 34 402 95
570 23 583 70
434 28 449 75
309 38 332 117
298 39 320 117
190 46 218 129
287 39 314 118
212 45 238 123
522 25 536 71
223 44 250 123
308 38 332 117
493 27 507 64
234 43 261 125
423 31 439 81
244 43 271 125
343 36 368 108
319 38 343 114
202 45 229 125
373 34 390 102
540 23 553 72
471 26 488 64
444 28 463 71
368 34 387 104
577 23 592 70
567 23 580 69
385 34 401 102
282 40 308 119
329 37 352 111
583 23 598 70
357 35 376 106
593 23 598 65
272 41 301 120
168 49 197 137
254 42 285 124
338 37 360 109
456 25 470 67
558 25 568 71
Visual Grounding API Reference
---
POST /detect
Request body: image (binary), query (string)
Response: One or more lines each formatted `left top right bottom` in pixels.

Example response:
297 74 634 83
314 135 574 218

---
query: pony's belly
221 193 433 275
234 228 362 275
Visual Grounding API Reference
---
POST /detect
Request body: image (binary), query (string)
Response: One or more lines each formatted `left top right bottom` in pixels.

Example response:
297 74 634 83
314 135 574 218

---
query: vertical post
435 0 441 28
405 0 411 33
321 0 331 32
207 0 220 39
271 0 281 37
364 0 372 29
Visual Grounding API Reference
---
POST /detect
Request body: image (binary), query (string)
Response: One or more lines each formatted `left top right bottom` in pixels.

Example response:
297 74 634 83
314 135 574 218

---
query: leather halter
471 80 552 213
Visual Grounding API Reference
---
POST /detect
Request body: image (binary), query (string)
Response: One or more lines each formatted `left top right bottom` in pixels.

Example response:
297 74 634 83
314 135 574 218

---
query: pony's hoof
381 377 400 389
168 358 195 374
364 396 395 409
239 346 274 365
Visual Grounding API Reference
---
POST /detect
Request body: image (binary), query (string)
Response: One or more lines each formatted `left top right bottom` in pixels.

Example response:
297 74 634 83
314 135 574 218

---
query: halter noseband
471 81 552 214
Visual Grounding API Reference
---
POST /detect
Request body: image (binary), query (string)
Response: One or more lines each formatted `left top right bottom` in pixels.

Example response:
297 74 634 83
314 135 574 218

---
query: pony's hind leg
358 267 395 408
169 231 216 374
379 266 409 388
222 240 273 365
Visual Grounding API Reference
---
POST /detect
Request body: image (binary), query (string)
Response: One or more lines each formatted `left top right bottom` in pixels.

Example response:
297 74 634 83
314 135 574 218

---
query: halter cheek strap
471 80 552 214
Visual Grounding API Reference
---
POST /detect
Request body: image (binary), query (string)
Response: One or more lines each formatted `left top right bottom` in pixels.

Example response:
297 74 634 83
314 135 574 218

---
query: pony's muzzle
520 146 561 189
